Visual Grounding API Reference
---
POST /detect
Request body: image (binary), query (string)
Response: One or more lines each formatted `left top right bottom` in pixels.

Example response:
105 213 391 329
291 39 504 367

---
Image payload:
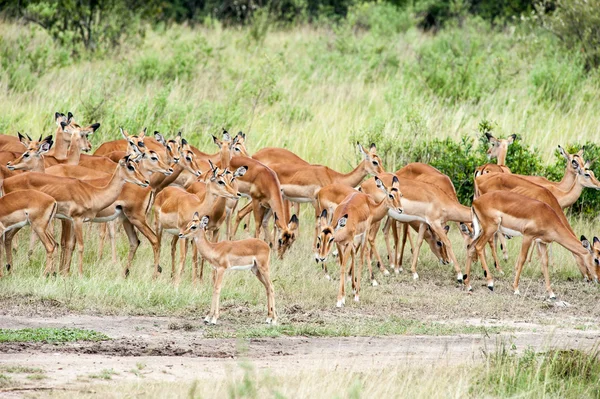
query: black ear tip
91 123 100 130
581 235 587 241
67 111 73 118
181 138 188 145
154 131 160 135
290 214 299 223
55 112 60 118
370 142 376 148
320 209 327 218
343 214 348 219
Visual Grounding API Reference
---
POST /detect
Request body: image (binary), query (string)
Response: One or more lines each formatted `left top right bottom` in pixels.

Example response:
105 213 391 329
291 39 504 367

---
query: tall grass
1 17 600 172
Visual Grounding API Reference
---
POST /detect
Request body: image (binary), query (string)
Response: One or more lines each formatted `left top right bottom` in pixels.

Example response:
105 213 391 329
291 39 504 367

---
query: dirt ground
1 312 600 398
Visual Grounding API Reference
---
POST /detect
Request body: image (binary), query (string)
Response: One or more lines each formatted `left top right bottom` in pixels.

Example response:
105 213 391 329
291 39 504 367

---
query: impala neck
556 164 578 191
368 196 391 223
552 228 590 260
0 165 22 180
52 129 70 159
497 149 507 166
334 160 369 187
194 231 217 262
89 166 129 211
445 201 472 223
151 163 184 193
66 139 82 165
556 178 584 209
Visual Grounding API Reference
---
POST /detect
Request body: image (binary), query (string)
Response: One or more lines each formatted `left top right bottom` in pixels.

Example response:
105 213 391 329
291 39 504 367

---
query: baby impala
179 213 276 325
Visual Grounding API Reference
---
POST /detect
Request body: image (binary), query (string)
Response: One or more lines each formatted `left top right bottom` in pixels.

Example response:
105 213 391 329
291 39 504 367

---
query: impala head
276 213 299 259
120 127 146 153
485 133 515 161
7 134 53 171
573 159 600 189
358 143 384 175
180 138 202 176
55 112 70 128
425 224 451 265
558 145 585 174
207 160 246 199
315 209 336 264
459 222 478 261
133 148 174 176
179 213 209 239
214 129 246 166
581 235 600 282
61 120 100 152
375 175 403 214
119 155 150 188
233 131 249 156
154 131 182 164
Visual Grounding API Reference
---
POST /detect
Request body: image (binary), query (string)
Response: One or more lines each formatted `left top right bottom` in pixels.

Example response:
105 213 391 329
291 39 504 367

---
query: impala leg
0 232 4 278
61 220 76 276
261 208 274 246
28 230 37 260
35 226 57 277
356 237 367 302
464 227 495 291
98 223 107 260
350 245 357 299
225 200 238 240
192 241 199 285
206 267 225 324
397 222 408 273
253 259 276 324
382 217 393 268
170 235 178 280
252 201 266 241
121 218 140 278
129 215 161 278
176 238 188 285
108 221 117 263
232 201 253 238
498 233 509 261
4 229 18 273
336 244 347 307
488 234 504 275
73 219 85 277
537 243 555 298
431 223 463 283
513 236 534 296
409 223 427 280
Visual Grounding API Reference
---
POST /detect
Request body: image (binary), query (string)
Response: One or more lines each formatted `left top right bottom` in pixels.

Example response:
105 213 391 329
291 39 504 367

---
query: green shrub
347 2 414 36
530 53 586 106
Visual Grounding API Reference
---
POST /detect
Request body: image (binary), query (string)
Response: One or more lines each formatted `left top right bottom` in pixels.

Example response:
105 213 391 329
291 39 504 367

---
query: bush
538 0 600 71
347 2 414 36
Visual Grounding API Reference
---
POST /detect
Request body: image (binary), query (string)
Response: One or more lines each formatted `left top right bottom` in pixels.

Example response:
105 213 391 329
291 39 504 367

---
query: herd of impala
0 112 599 324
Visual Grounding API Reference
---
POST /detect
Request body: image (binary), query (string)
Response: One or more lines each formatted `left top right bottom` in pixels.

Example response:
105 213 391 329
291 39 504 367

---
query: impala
2 155 149 275
467 191 600 298
313 178 402 286
179 213 276 325
0 191 57 277
361 173 471 282
316 176 402 307
154 163 246 284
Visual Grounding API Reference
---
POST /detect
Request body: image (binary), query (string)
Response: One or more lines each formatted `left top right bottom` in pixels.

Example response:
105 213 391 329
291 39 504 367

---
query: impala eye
191 225 197 230
127 165 134 171
372 161 379 166
316 243 320 249
186 157 192 162
437 241 443 247
23 153 29 158
138 142 145 148
388 194 394 199
151 157 158 161
328 237 334 243
218 181 225 185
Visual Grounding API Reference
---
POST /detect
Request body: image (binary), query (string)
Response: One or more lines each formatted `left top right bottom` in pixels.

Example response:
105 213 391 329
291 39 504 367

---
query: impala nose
144 180 150 185
178 233 184 238
397 208 403 214
167 168 174 175
173 157 180 164
237 192 242 198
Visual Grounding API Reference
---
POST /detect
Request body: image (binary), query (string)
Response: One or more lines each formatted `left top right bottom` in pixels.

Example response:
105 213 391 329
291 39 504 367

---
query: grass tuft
0 328 109 343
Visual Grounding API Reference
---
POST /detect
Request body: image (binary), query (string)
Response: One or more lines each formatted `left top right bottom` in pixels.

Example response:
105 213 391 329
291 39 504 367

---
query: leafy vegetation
0 328 109 343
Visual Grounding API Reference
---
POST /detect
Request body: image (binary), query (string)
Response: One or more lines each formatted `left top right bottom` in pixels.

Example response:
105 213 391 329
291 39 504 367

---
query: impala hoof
457 273 464 283
383 269 390 276
487 282 494 292
549 293 556 300
124 269 130 278
204 316 211 323
324 274 331 281
336 298 345 308
371 280 378 287
413 273 419 280
5 264 10 272
266 317 275 324
468 285 473 292
354 295 360 302
395 267 402 274
514 289 520 296
157 265 162 273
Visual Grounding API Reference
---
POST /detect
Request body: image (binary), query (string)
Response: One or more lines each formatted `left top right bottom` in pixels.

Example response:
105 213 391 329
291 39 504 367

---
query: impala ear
89 123 100 133
375 176 385 192
191 211 199 221
581 235 592 252
176 131 183 143
237 131 245 140
459 223 472 238
67 111 73 123
181 138 188 146
507 134 516 144
213 135 223 148
336 214 348 230
594 236 600 247
222 129 231 142
369 143 377 155
233 166 247 178
557 145 569 161
485 132 495 142
357 142 368 158
17 132 30 147
572 159 582 173
138 128 146 139
119 127 127 139
37 138 53 154
154 131 166 146
200 215 209 228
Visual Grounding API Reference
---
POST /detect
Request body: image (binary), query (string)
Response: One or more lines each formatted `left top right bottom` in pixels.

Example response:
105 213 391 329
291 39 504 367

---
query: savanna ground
2 9 600 398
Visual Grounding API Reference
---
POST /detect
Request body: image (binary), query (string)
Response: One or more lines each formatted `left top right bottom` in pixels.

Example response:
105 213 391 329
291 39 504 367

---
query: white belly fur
228 264 255 271
388 210 427 223
499 226 522 237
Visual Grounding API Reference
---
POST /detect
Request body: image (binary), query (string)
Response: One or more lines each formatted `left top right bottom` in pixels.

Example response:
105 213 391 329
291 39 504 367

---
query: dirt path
1 315 600 397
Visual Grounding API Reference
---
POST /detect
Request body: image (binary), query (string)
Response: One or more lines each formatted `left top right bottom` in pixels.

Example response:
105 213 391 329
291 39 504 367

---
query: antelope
229 155 299 258
1 155 149 275
190 130 250 166
466 191 600 298
473 133 515 195
315 178 403 285
316 176 402 307
0 191 57 277
179 213 276 325
153 163 246 284
361 173 471 282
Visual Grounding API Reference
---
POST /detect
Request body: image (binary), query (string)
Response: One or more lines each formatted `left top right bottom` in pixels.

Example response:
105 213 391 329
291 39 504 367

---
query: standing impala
467 191 600 298
316 176 402 307
1 155 149 275
179 213 276 325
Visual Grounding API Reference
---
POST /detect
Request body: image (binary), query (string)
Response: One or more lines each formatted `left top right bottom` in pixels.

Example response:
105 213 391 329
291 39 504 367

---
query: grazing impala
2 155 149 276
316 177 402 307
466 191 600 298
179 213 276 325
0 191 57 277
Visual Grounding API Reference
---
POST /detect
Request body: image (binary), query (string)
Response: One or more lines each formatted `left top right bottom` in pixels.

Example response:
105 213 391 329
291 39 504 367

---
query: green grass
1 366 44 374
26 373 47 380
0 328 109 343
89 369 119 380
